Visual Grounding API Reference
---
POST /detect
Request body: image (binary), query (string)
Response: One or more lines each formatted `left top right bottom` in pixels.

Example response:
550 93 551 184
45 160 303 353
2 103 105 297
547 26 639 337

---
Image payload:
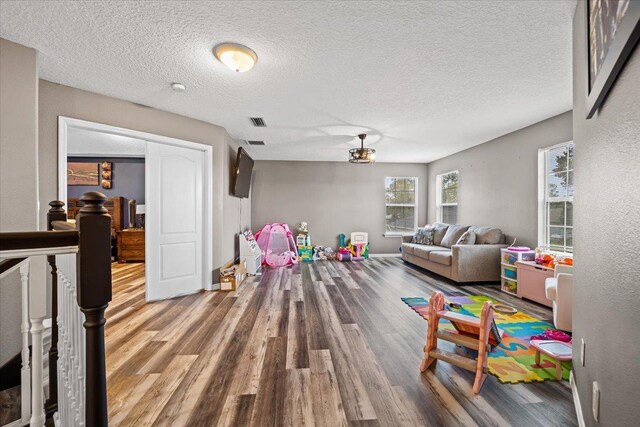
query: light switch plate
581 338 586 366
592 381 600 422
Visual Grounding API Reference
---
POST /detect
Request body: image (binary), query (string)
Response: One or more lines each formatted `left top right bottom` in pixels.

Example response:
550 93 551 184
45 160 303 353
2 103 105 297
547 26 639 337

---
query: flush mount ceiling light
214 43 258 72
349 134 376 164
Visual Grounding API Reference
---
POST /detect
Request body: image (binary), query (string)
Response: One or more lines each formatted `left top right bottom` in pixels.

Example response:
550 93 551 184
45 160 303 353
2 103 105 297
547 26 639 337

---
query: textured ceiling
0 0 575 163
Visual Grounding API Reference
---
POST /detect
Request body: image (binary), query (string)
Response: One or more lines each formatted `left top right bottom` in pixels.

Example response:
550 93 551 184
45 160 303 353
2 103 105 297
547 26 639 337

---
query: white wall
0 38 39 365
426 111 573 248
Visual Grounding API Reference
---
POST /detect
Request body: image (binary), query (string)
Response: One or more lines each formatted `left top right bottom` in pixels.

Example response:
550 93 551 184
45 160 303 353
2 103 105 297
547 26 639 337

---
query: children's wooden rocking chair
419 291 502 394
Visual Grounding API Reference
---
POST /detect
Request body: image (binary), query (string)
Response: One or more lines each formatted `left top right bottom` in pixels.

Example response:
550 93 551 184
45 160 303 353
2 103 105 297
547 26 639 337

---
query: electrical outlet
592 381 600 422
581 338 586 366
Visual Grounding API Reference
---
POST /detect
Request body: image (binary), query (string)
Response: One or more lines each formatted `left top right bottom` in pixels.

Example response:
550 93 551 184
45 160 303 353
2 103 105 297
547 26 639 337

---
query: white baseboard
369 253 401 258
570 370 586 427
204 283 220 291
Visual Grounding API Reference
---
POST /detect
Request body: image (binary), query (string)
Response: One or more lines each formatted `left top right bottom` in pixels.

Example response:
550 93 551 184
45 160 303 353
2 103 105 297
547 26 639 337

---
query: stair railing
0 191 112 427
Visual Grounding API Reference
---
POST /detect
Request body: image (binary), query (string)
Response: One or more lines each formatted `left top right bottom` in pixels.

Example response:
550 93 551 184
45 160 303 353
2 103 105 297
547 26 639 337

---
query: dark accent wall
572 2 640 425
67 157 145 228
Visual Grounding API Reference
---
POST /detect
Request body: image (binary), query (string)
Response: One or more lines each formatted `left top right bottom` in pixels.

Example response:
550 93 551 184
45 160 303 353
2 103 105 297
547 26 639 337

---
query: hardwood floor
106 259 577 426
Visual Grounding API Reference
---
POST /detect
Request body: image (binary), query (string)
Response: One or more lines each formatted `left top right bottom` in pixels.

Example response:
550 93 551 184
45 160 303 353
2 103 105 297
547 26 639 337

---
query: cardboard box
220 260 247 291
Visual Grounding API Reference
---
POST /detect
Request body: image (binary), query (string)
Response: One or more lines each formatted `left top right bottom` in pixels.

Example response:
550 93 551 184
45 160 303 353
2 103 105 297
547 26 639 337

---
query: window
436 171 458 224
385 177 418 235
539 142 574 253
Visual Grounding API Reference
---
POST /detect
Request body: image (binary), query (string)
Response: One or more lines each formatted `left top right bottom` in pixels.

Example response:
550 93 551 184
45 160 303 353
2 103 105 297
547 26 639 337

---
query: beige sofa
401 223 507 283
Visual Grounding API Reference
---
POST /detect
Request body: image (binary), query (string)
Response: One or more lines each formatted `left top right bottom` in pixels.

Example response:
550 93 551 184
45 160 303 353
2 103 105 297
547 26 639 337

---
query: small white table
530 339 572 380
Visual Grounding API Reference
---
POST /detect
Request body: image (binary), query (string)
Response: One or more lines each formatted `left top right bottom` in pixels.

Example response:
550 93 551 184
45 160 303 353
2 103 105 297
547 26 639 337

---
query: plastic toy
337 232 370 261
337 247 351 262
298 245 313 262
296 234 311 247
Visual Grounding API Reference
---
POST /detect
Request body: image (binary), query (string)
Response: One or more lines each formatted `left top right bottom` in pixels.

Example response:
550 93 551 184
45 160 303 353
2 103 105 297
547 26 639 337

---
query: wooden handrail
0 230 79 252
51 220 76 231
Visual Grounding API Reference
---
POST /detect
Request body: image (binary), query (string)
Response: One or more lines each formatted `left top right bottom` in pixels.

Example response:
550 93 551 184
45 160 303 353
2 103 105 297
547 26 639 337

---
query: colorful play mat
402 295 572 384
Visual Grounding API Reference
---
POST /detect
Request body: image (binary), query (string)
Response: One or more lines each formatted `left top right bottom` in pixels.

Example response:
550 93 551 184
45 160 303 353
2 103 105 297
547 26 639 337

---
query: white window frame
436 170 459 224
384 177 419 236
538 141 574 254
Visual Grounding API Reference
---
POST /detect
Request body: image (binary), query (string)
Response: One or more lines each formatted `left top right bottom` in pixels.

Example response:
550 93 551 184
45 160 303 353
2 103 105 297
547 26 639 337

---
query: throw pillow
412 227 435 245
455 230 476 245
468 226 504 244
440 225 470 248
431 222 450 246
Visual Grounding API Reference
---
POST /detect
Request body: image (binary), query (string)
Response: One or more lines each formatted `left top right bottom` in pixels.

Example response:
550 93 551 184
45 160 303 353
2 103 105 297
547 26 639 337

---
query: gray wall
67 157 145 228
38 80 251 282
251 161 428 254
427 111 573 248
572 2 640 425
0 39 39 365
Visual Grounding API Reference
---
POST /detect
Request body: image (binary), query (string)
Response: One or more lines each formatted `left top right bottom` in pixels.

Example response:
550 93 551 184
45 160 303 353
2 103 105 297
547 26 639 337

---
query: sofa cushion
440 225 469 248
431 222 450 246
413 245 448 259
429 250 452 266
468 225 504 244
456 230 476 245
411 227 435 245
401 242 417 255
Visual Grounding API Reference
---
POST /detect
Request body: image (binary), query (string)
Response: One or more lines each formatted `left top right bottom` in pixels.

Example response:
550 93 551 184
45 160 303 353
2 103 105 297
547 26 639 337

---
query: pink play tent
254 223 298 267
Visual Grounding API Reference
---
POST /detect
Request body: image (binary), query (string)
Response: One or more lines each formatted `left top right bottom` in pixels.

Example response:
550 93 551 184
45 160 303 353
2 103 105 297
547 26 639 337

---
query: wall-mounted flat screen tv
232 147 254 198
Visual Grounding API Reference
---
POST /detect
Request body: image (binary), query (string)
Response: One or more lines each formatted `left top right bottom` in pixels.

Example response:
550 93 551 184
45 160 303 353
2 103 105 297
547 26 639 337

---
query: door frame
57 116 214 291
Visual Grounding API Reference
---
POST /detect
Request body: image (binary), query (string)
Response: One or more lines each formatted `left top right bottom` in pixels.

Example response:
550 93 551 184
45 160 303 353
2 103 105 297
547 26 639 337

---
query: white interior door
146 142 204 301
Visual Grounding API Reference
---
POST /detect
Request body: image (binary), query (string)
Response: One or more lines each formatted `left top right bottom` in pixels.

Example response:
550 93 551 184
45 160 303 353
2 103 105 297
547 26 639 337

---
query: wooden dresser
116 229 145 263
67 196 124 231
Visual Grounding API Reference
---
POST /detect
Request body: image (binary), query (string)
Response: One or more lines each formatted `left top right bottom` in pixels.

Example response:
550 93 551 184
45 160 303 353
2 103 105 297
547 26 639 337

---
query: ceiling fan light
349 134 376 163
214 43 257 72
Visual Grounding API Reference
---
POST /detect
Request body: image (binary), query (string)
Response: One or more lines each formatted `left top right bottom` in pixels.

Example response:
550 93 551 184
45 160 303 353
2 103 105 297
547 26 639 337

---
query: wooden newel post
45 200 67 420
76 192 112 427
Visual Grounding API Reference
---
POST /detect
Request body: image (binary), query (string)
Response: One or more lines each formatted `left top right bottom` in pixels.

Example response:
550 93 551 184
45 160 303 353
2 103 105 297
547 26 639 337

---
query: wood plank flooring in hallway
105 258 577 426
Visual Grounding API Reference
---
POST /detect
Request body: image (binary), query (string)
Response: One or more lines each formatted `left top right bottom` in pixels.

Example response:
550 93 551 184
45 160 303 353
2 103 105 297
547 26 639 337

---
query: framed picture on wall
101 161 112 188
67 162 99 185
585 0 640 119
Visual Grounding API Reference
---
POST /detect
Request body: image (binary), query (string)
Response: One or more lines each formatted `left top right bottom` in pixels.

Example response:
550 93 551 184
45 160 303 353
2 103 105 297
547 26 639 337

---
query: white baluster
29 317 45 427
28 256 47 427
19 260 32 424
55 255 64 426
45 253 88 427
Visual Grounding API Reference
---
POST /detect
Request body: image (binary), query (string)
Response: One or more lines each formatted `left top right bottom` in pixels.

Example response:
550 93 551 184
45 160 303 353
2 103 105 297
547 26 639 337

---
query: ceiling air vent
249 117 267 127
247 140 265 146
